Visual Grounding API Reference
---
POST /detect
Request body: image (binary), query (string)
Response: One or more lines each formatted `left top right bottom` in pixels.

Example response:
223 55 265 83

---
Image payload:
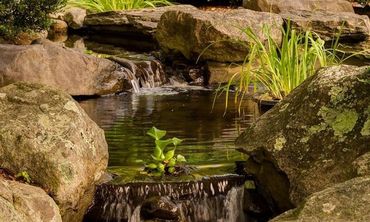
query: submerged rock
243 0 354 13
156 8 283 62
0 177 62 222
0 82 109 221
271 176 370 222
281 10 370 42
0 40 127 96
236 65 370 206
141 196 180 220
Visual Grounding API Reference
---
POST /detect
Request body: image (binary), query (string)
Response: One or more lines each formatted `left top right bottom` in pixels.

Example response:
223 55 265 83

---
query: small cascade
110 57 167 93
84 175 247 222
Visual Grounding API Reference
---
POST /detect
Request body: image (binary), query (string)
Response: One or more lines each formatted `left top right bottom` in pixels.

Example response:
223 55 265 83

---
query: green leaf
153 146 162 159
164 150 175 161
157 163 165 172
168 158 176 167
168 167 175 174
15 171 31 184
171 137 183 146
151 154 162 161
160 153 165 161
177 154 186 162
147 127 166 140
147 163 157 169
155 139 173 150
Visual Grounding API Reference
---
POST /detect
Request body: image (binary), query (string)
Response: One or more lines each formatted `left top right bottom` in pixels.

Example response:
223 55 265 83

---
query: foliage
0 0 67 37
68 0 172 13
145 127 186 175
217 24 340 111
15 171 32 184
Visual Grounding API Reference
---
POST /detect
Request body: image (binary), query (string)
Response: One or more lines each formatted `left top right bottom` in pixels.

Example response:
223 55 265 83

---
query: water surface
79 88 260 182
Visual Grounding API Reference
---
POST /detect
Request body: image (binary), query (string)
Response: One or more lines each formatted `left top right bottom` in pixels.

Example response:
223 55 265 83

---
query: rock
280 10 370 42
8 31 48 45
84 5 196 40
0 40 127 96
63 7 87 29
243 0 354 13
49 19 68 34
0 177 62 222
141 196 180 220
236 65 370 206
206 62 244 84
0 82 109 221
271 176 370 222
156 9 283 62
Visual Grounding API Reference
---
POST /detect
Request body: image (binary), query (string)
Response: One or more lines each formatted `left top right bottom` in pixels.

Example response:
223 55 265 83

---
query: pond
79 88 260 183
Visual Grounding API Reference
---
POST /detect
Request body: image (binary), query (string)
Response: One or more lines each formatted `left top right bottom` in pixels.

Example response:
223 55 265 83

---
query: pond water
78 88 260 183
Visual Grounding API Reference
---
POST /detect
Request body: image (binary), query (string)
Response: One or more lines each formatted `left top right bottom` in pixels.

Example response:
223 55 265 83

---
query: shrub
68 0 172 13
0 0 67 37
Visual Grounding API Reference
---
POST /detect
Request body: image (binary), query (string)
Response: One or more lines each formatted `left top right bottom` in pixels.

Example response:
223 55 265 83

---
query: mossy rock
0 82 108 221
237 65 370 206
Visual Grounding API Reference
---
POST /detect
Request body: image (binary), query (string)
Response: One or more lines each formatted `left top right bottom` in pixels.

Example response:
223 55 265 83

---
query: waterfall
110 57 167 93
84 175 247 222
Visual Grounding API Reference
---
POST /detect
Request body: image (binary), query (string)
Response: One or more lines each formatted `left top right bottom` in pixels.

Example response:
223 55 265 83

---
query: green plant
68 0 172 13
16 171 32 184
145 127 186 175
0 0 67 37
217 24 340 111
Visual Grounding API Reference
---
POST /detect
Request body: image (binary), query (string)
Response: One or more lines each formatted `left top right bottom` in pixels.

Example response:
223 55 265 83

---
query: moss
361 119 370 136
308 123 327 134
328 86 345 105
274 136 286 151
318 107 358 137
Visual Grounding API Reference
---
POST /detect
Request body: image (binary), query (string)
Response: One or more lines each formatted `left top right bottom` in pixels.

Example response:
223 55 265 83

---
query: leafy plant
145 127 186 175
0 0 67 37
16 171 32 184
68 0 172 13
217 24 341 111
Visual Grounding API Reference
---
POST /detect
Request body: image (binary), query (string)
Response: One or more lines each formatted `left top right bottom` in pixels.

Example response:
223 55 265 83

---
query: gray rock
271 176 370 222
0 177 62 222
63 7 87 29
236 65 370 205
0 40 127 96
156 8 283 62
243 0 354 13
0 82 109 221
280 10 370 42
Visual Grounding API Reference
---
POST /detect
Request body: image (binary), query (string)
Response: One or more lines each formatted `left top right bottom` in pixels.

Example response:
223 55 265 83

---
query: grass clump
68 0 172 13
218 24 340 111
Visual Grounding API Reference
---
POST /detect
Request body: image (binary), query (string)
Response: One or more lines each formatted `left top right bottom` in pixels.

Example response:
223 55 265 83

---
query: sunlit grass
216 24 342 112
68 0 172 13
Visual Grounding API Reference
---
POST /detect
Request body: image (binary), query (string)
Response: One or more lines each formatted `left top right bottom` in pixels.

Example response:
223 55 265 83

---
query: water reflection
78 90 259 176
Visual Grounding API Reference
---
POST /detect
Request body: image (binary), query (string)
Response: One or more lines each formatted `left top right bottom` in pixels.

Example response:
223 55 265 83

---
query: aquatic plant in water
217 24 341 112
68 0 172 12
145 127 186 175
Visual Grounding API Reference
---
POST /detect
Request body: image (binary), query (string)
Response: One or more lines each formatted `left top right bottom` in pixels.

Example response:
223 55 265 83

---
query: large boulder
156 9 283 62
0 82 109 221
243 0 354 13
0 177 62 222
0 40 126 96
281 10 370 42
271 176 370 222
84 5 196 40
236 65 370 206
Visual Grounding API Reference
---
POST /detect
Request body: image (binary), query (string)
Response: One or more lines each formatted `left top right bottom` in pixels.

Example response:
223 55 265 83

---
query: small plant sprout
16 171 32 184
145 127 186 175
